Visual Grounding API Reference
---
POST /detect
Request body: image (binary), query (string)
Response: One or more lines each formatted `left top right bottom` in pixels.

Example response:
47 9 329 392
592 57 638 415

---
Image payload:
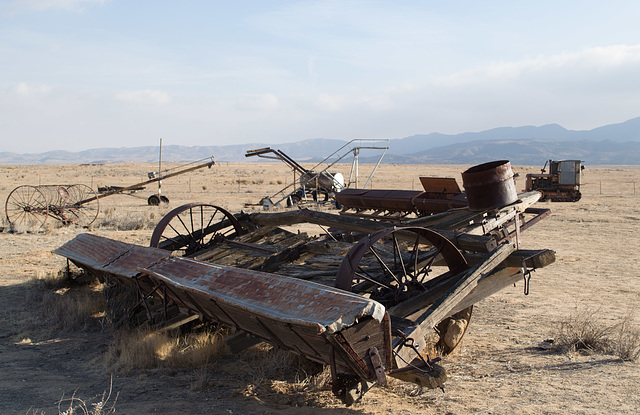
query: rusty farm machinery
245 139 389 209
54 160 555 404
525 159 584 202
4 157 215 230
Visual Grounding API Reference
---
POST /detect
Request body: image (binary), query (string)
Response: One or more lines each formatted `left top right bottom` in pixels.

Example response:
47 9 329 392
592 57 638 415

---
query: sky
2 0 640 153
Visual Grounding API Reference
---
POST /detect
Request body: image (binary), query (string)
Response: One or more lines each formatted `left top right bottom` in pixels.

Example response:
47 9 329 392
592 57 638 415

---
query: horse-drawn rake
5 183 100 229
5 157 215 230
54 160 556 404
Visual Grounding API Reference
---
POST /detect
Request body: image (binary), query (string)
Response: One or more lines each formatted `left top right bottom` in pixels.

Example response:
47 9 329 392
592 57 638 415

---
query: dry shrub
104 325 227 374
236 344 331 398
224 344 334 407
553 307 640 361
612 313 640 361
554 309 614 353
26 270 105 332
8 220 59 234
93 207 159 230
287 365 332 394
101 278 138 330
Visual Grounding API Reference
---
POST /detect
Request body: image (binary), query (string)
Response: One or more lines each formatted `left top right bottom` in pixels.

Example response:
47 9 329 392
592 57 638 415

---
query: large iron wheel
5 185 49 230
335 226 473 355
64 184 100 227
150 203 245 256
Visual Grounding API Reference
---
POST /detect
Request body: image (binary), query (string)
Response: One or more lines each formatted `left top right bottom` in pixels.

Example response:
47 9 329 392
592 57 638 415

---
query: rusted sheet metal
53 233 171 279
143 259 392 374
411 193 467 213
336 186 467 216
336 189 421 212
54 233 386 335
54 233 391 377
143 256 385 334
419 177 462 193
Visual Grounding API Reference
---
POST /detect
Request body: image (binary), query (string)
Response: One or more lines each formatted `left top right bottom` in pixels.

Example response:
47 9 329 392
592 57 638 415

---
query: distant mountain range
2 117 640 165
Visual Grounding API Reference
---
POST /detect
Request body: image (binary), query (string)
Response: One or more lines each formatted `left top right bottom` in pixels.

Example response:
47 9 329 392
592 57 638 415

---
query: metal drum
461 160 517 211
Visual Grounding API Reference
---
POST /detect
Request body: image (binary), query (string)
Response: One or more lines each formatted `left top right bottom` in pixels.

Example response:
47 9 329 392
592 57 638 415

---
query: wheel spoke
166 222 192 247
353 269 393 290
392 234 408 282
205 208 221 245
368 245 402 286
417 243 444 282
189 208 195 240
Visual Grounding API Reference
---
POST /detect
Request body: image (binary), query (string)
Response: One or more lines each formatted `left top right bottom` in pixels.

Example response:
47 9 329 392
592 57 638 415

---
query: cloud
234 93 280 111
11 82 52 96
313 92 393 112
115 89 171 105
436 44 640 87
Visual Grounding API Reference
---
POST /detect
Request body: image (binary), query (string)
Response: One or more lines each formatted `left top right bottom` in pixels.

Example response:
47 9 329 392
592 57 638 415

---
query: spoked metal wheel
335 226 473 355
64 184 100 227
150 203 245 256
5 185 49 230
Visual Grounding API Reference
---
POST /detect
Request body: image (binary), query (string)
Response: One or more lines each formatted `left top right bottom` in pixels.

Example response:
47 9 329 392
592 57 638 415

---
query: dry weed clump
235 344 331 398
93 207 161 231
101 278 138 330
552 308 640 361
26 270 105 332
104 325 228 375
27 377 118 415
612 313 640 361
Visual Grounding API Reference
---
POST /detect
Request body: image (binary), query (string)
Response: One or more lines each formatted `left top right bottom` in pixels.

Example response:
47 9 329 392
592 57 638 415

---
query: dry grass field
1 161 639 414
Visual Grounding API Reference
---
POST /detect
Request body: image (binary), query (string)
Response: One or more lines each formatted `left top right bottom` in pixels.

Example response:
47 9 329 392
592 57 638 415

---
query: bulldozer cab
549 160 582 186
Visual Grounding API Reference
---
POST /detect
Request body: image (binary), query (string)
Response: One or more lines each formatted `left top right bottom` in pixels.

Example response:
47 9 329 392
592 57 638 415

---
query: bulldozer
525 159 584 202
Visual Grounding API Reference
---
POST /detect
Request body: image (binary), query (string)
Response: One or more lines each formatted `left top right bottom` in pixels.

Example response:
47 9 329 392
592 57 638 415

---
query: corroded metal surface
54 232 392 383
144 256 385 334
53 233 171 279
335 177 467 217
55 233 385 335
461 160 517 211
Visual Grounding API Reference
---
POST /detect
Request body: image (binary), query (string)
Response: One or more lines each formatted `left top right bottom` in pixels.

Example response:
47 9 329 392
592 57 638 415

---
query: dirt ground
1 161 639 414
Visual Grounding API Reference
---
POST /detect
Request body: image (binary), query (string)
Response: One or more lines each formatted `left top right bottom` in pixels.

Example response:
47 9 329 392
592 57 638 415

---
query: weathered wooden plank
464 248 556 269
445 266 524 317
413 242 517 333
248 209 497 252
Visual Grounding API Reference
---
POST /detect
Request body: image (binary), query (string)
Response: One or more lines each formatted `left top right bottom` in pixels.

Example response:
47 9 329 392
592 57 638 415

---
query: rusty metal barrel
461 160 517 211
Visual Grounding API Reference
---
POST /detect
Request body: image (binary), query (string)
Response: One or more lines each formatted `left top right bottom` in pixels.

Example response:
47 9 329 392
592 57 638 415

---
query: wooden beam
464 248 556 269
413 242 517 333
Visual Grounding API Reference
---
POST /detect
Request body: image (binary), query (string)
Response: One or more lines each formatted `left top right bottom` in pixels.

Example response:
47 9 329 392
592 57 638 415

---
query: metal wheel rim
66 184 100 227
150 202 245 256
5 185 49 230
